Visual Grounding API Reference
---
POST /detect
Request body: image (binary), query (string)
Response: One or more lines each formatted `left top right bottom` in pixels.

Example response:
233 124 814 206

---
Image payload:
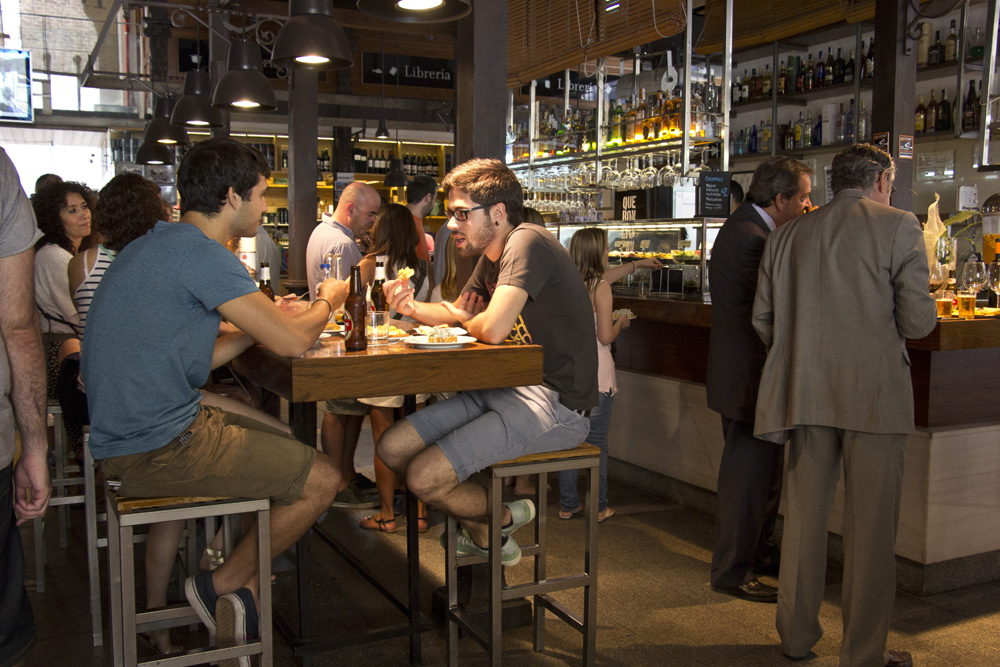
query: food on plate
428 329 458 343
324 322 343 332
612 308 636 321
396 266 415 282
385 325 409 338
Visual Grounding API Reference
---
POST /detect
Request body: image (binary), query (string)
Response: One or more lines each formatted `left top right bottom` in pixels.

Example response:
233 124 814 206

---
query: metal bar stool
445 443 601 666
106 484 272 667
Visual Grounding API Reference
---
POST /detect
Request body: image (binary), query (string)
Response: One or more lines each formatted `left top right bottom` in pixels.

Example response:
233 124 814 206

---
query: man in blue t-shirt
82 138 348 656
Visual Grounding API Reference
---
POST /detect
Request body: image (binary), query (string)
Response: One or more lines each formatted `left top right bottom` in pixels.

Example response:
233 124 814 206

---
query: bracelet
314 298 333 312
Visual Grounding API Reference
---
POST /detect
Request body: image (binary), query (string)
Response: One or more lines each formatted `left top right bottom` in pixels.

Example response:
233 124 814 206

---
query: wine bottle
962 79 977 132
936 88 951 131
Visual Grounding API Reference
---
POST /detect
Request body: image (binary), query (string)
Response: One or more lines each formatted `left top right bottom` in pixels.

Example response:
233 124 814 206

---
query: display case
547 217 725 296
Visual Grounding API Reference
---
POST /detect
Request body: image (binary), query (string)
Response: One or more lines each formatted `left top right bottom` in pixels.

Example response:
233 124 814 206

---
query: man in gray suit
753 144 936 667
707 156 813 602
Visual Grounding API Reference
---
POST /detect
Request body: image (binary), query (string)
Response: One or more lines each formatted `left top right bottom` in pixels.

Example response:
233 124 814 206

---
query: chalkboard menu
698 171 731 217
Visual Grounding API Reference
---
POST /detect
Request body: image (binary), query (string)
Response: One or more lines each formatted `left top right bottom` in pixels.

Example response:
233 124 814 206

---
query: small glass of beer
957 291 976 319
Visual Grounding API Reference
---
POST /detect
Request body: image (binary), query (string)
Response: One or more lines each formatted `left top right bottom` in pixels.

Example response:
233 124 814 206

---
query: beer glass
369 311 389 346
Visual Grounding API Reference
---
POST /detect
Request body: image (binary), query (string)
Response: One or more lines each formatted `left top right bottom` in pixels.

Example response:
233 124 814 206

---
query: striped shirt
73 245 116 336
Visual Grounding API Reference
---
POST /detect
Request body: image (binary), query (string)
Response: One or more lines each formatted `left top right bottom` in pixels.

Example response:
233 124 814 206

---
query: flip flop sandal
360 514 398 533
417 516 430 533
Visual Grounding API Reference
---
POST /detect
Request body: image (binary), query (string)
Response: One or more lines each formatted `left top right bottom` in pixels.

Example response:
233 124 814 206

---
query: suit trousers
710 416 784 588
777 426 907 667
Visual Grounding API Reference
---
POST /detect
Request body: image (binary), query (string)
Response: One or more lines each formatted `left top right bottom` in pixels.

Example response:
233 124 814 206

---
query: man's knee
302 452 338 502
377 419 421 472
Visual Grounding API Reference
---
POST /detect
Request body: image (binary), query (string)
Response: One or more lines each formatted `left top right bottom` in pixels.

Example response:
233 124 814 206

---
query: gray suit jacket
752 189 937 443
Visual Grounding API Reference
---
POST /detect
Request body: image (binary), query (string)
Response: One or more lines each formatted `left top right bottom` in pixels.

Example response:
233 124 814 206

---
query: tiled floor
17 426 1000 667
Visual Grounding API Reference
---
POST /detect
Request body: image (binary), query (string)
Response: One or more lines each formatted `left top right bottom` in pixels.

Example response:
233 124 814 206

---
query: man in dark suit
754 144 935 666
706 156 813 602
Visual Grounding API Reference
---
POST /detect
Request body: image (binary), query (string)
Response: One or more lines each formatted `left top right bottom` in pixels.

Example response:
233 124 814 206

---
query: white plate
402 335 477 349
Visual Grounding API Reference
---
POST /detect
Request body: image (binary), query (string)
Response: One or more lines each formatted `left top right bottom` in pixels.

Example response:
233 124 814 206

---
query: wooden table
232 336 543 666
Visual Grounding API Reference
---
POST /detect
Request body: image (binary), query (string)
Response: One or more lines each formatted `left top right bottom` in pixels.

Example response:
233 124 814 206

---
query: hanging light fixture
172 3 224 128
144 95 190 145
136 139 175 165
356 0 470 23
271 0 353 70
383 55 407 188
373 33 390 139
213 0 277 111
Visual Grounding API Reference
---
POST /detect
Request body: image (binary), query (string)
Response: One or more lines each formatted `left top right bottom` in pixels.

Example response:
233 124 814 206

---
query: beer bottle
258 261 274 300
344 265 368 351
370 255 387 312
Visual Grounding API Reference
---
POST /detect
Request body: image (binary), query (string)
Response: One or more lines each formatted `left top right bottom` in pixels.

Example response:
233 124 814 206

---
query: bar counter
607 293 1000 594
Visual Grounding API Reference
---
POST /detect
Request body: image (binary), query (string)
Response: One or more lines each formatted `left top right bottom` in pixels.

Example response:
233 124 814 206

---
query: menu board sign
698 171 731 217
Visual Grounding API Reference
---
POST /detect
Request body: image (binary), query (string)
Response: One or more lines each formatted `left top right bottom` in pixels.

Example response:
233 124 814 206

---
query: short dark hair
32 181 95 254
34 173 62 193
746 156 813 208
406 174 437 205
441 158 523 227
177 138 270 216
831 143 894 194
95 174 169 252
730 180 745 206
522 206 544 224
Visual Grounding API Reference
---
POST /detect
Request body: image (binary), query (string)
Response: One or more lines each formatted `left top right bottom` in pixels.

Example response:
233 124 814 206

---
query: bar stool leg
488 473 503 667
445 514 460 666
258 505 273 667
52 409 70 549
121 522 139 667
583 464 599 667
534 471 549 653
107 496 124 667
83 439 103 646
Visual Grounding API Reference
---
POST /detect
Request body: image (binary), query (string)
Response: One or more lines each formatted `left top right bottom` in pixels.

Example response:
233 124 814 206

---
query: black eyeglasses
445 204 488 221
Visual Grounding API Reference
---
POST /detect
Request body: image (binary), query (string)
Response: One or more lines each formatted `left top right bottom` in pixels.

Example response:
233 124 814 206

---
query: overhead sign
698 171 731 217
615 189 647 221
361 52 455 90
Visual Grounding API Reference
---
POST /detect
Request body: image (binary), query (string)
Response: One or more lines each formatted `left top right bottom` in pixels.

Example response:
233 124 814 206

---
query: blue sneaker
502 499 536 538
215 588 258 667
184 572 218 637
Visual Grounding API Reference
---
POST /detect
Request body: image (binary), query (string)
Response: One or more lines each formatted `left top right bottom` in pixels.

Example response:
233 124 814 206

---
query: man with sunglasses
380 158 597 566
752 144 936 667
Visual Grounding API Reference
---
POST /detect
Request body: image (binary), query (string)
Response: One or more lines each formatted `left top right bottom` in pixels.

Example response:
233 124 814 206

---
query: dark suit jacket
706 201 771 422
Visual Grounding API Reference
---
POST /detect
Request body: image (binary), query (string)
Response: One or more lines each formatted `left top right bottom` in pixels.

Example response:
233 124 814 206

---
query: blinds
507 0 686 87
696 0 876 54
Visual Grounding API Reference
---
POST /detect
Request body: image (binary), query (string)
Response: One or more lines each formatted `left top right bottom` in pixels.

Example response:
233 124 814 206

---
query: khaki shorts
323 398 370 416
100 405 315 506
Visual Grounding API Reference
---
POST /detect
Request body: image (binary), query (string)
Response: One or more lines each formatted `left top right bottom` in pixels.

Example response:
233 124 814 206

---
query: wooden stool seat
114 495 228 514
446 443 601 666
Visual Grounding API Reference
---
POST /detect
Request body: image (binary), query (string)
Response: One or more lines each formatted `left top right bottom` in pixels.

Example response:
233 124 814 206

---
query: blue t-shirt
82 221 258 460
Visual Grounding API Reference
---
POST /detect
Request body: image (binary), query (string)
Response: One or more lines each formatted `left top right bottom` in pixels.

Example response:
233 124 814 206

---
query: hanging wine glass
599 158 619 188
641 156 659 189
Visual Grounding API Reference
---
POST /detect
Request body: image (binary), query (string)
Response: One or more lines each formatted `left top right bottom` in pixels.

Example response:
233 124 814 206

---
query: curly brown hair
31 181 95 254
95 174 170 252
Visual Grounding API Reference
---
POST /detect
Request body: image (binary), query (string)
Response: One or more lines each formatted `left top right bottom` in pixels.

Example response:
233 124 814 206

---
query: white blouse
34 243 81 334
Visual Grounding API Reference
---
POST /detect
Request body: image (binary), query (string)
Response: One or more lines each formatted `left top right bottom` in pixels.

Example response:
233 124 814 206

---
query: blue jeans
558 391 612 513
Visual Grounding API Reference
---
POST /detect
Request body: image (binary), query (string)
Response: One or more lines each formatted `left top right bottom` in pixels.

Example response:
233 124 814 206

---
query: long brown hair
365 202 424 281
568 227 607 297
438 234 460 301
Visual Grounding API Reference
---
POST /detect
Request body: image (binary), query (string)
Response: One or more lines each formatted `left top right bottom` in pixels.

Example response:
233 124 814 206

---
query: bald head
335 181 381 239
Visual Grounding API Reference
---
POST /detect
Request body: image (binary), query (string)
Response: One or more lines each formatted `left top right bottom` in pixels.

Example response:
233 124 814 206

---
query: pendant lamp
144 96 190 145
384 158 408 187
136 139 175 165
375 118 390 139
373 34 390 138
213 1 277 110
172 69 225 127
271 0 353 70
356 0 471 23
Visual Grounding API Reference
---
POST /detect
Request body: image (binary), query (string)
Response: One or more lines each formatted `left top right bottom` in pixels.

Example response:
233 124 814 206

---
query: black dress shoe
711 578 778 603
886 650 913 667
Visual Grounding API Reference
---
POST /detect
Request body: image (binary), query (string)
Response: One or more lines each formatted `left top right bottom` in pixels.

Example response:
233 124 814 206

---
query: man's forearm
412 300 460 326
6 320 48 456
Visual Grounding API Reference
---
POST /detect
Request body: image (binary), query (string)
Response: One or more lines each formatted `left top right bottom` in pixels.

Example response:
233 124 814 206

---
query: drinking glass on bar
957 292 976 319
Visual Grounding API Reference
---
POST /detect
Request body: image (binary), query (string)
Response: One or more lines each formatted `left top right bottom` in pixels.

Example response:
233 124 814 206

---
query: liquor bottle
258 262 274 300
844 50 855 84
745 68 756 102
749 122 758 154
945 20 959 63
619 98 630 142
936 88 951 131
865 37 876 78
639 88 652 141
803 109 813 146
836 103 846 142
814 52 825 89
794 111 804 148
914 94 927 132
761 116 772 153
370 255 387 312
962 79 977 132
814 112 823 146
777 60 788 95
805 54 815 91
974 78 982 128
825 49 835 86
625 96 639 142
857 99 869 143
845 99 855 142
762 64 773 97
610 100 622 145
796 61 806 92
917 22 931 67
732 72 742 105
741 70 750 102
928 31 945 66
343 265 367 351
833 48 845 84
926 89 939 131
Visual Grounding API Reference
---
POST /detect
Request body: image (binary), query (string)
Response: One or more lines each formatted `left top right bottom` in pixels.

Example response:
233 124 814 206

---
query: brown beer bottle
370 255 387 312
258 262 274 300
344 265 367 351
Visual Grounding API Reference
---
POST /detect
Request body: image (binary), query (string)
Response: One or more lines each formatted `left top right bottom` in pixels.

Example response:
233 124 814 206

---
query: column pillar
286 69 320 293
454 1 507 162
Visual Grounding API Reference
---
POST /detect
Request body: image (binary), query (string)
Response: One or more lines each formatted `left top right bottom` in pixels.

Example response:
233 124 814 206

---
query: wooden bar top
612 294 1000 351
232 337 544 404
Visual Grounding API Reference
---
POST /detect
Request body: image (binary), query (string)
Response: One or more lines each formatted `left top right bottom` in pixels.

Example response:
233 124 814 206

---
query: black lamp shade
136 139 175 165
374 118 390 139
271 0 353 70
213 40 277 110
356 0 471 23
145 97 189 145
171 71 225 127
384 159 408 187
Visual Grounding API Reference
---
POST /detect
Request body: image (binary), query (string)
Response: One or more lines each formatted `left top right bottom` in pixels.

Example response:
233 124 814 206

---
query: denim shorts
101 405 315 506
406 385 590 482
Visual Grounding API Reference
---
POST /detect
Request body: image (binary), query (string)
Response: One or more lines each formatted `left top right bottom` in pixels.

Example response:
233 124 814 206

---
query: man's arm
0 248 51 523
891 212 938 340
752 239 776 350
383 279 466 325
217 278 348 357
444 284 527 345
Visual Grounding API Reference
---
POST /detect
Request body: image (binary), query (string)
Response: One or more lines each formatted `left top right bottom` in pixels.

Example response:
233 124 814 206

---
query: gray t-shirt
305 217 362 298
0 148 42 467
464 223 598 411
82 221 258 460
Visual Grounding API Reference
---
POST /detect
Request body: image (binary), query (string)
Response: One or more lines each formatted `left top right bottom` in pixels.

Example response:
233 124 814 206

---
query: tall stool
106 485 272 667
445 443 601 667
